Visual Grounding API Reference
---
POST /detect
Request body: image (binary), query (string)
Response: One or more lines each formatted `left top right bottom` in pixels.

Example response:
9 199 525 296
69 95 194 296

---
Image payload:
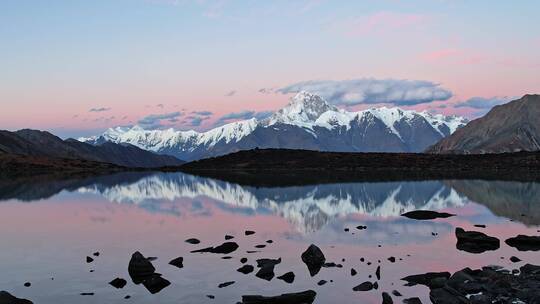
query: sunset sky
1 0 539 138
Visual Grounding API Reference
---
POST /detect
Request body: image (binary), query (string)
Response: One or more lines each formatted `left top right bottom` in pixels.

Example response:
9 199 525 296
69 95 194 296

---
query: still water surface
0 172 539 303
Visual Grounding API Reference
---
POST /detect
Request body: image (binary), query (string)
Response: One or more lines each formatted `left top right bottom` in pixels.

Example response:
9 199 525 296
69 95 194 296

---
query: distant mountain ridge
427 94 540 154
80 91 467 161
0 129 184 168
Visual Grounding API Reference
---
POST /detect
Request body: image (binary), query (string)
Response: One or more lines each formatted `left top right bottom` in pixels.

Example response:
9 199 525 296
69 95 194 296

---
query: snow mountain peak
79 91 468 161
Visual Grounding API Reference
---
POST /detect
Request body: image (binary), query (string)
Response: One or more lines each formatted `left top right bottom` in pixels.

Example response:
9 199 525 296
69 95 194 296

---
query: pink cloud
347 11 428 36
421 48 488 65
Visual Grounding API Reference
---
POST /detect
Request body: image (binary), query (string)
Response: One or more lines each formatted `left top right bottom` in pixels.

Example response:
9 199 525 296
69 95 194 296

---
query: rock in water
168 257 184 268
277 272 295 284
185 238 200 244
403 298 422 304
0 291 33 304
401 272 450 289
240 290 316 304
218 281 235 288
237 265 254 274
382 292 393 304
86 256 94 263
401 210 455 220
190 242 239 254
353 281 375 291
128 251 156 284
255 258 281 281
142 274 170 294
109 278 127 289
301 244 326 277
455 227 500 254
245 230 255 236
505 235 540 251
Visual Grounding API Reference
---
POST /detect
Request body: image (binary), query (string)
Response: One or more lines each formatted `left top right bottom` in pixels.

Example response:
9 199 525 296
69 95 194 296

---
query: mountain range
0 129 184 168
428 94 540 153
80 91 468 161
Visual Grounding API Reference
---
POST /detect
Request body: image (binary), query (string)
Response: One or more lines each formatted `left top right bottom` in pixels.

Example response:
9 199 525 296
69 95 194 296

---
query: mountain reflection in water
1 172 538 231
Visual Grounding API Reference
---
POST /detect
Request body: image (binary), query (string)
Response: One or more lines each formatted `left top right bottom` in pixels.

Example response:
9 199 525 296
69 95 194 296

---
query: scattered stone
474 224 486 228
146 257 158 261
109 278 127 289
360 258 365 262
255 244 266 249
455 227 500 254
23 282 31 287
266 240 273 244
142 274 171 294
221 256 233 259
353 281 375 291
237 265 254 274
240 257 248 263
317 280 327 286
246 251 259 253
351 268 357 276
207 295 215 299
401 210 455 220
185 238 200 244
191 242 239 254
505 235 540 251
344 228 349 232
357 225 367 230
128 251 156 284
323 262 342 268
382 292 393 304
388 257 396 263
403 297 422 304
401 272 450 289
392 290 402 297
168 257 184 268
277 272 295 284
431 232 438 236
80 293 94 296
0 291 33 304
301 244 326 277
124 295 131 299
86 256 94 263
245 230 255 236
93 252 100 257
255 258 281 281
240 290 316 304
89 270 94 273
510 256 522 263
225 235 234 240
376 266 381 280
218 281 235 288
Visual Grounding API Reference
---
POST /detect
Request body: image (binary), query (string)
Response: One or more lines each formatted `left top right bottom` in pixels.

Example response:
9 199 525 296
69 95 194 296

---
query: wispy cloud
278 78 453 106
191 110 213 116
138 111 183 128
455 96 514 109
225 90 236 97
214 110 272 126
346 11 427 37
258 87 275 94
89 107 111 112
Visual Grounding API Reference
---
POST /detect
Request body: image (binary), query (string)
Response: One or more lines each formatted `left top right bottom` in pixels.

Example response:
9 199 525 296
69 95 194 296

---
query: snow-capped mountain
80 91 468 161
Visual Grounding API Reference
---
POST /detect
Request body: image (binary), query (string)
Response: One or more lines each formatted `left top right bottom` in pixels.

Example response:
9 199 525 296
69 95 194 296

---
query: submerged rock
237 265 254 274
401 210 455 220
185 238 200 244
403 297 422 304
353 281 376 291
255 258 281 281
109 278 127 289
191 242 239 254
382 292 393 304
168 257 184 268
277 272 295 284
301 244 326 277
401 272 450 289
505 235 540 251
0 291 33 304
455 227 500 254
240 290 316 304
142 274 170 294
218 281 235 288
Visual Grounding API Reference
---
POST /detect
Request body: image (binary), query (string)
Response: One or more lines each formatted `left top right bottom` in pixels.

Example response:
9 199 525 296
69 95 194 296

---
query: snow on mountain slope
79 91 468 160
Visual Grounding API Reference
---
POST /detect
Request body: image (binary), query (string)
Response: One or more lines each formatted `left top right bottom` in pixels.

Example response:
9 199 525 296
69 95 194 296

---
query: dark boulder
255 258 281 281
128 251 156 284
505 235 540 251
301 244 326 277
0 291 33 304
353 281 375 291
109 278 127 289
401 210 455 220
240 290 316 304
142 274 170 294
185 238 200 244
382 292 393 304
218 281 235 288
403 298 422 304
401 272 450 289
168 257 184 268
277 272 295 284
455 228 500 254
191 242 239 254
237 265 254 274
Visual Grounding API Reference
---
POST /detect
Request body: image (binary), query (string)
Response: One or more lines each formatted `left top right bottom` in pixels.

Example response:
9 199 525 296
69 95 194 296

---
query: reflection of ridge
78 173 467 233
